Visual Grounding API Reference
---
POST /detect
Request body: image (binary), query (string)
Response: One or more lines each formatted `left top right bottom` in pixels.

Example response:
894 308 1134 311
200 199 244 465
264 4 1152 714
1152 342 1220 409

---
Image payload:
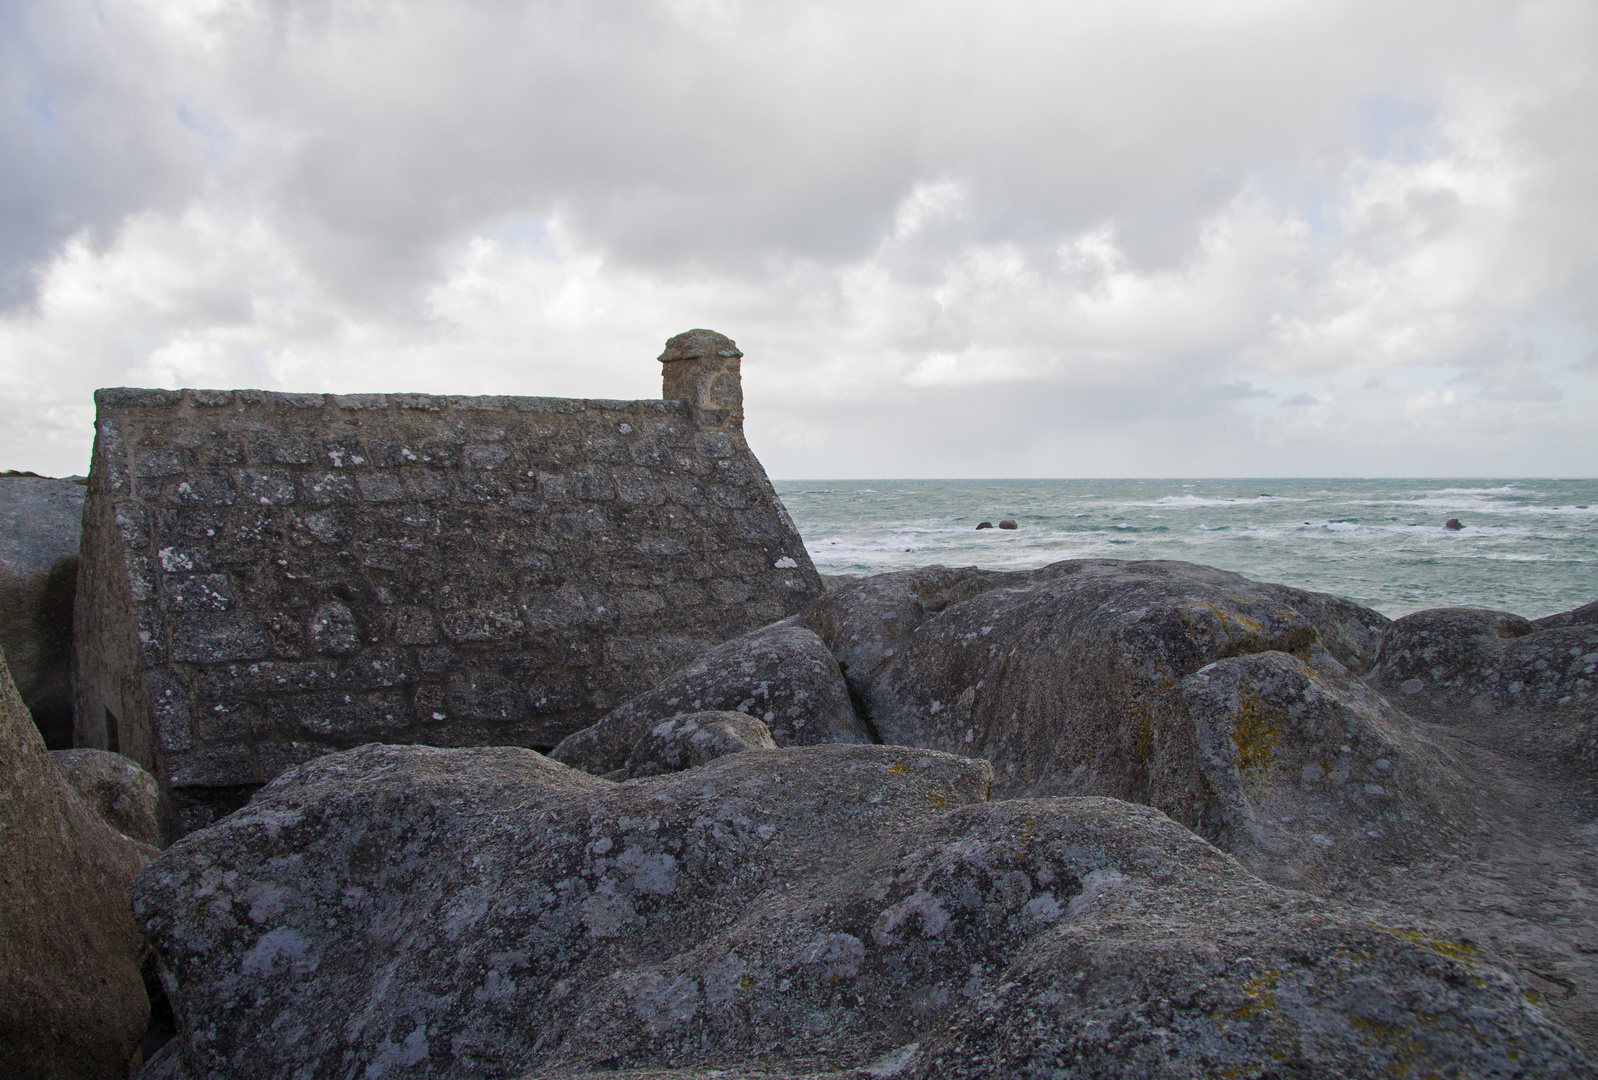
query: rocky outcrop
624 711 778 778
798 565 1005 703
550 624 870 776
797 564 1598 1049
1370 605 1598 721
0 648 153 1080
0 475 84 750
132 741 1590 1079
1537 599 1598 630
807 562 1398 871
51 748 163 847
1180 649 1477 886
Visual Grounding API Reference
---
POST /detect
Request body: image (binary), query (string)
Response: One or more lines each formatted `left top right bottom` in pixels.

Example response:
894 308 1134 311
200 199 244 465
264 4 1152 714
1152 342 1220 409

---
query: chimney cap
658 329 743 364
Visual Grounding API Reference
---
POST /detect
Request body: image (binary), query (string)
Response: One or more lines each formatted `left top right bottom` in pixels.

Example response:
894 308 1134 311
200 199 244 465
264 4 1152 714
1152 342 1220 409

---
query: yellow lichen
1134 712 1154 761
1230 679 1280 781
1233 969 1282 1019
1375 925 1483 965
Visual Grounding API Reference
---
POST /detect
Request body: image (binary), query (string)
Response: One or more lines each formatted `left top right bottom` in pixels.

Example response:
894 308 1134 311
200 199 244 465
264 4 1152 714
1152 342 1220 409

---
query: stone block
308 601 360 655
162 573 235 612
113 500 149 547
465 444 511 470
257 739 335 778
446 674 529 722
170 612 270 663
95 386 182 408
167 743 256 787
293 690 409 741
172 471 236 506
250 434 313 464
390 605 438 644
343 647 418 690
146 665 195 752
356 472 405 503
135 449 186 478
301 472 358 505
392 393 443 411
332 393 388 410
237 467 296 505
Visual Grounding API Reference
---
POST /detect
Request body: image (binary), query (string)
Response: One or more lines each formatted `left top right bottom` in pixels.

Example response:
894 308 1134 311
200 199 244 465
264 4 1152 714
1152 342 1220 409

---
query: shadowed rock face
808 562 1401 876
0 476 84 750
624 711 778 779
131 742 1590 1080
50 748 163 847
0 649 153 1080
550 624 870 776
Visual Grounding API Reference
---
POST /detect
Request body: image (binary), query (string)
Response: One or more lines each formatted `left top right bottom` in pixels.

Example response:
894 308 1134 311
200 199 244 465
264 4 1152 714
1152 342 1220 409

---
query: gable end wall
74 380 821 835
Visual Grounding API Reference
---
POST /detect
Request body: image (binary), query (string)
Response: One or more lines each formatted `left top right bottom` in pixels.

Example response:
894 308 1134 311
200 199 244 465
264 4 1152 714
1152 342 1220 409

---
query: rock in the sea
550 624 870 776
0 475 84 749
974 521 993 530
624 711 778 778
1444 517 1465 530
996 519 1017 530
0 648 153 1079
51 748 162 847
132 741 1591 1079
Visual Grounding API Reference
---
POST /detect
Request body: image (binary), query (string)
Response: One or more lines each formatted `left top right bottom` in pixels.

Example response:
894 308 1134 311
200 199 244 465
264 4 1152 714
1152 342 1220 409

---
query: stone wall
74 330 823 834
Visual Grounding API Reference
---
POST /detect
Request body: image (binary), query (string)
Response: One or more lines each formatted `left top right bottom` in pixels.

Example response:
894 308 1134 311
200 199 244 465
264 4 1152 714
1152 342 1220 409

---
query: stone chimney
659 329 743 431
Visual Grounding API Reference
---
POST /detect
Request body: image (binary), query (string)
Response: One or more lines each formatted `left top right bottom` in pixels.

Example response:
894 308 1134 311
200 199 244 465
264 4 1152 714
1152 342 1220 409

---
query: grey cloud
2 0 1595 480
0 0 205 308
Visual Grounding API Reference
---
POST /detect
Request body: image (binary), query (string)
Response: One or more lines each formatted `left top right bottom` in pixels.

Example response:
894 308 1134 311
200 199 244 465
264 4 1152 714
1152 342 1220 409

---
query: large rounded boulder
132 741 1589 1079
550 623 870 776
0 649 154 1079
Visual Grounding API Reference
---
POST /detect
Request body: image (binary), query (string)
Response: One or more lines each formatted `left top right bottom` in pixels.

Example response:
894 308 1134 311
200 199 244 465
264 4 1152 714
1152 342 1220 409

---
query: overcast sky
2 0 1594 478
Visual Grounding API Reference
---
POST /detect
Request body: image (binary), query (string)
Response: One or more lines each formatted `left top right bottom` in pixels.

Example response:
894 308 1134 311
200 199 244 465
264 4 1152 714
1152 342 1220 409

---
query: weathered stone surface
1538 599 1598 630
1370 606 1598 721
798 565 1005 704
51 748 163 847
623 711 778 779
812 561 1395 844
75 332 824 835
805 562 1598 1052
550 624 870 776
0 475 84 749
1180 649 1477 888
0 649 153 1079
132 742 1591 1079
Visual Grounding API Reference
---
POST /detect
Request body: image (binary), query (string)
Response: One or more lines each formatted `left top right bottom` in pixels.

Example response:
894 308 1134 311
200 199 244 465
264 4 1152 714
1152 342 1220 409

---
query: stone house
74 330 823 834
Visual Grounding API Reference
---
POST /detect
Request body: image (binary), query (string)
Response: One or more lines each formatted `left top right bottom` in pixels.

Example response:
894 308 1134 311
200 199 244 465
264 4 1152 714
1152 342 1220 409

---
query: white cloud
0 0 1594 477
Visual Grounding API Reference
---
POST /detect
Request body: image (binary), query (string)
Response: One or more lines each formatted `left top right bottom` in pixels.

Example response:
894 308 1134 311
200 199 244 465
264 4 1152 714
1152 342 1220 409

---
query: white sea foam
778 478 1598 618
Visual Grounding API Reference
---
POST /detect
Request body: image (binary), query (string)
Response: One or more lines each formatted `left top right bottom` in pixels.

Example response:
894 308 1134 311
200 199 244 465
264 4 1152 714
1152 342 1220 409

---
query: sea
772 479 1598 620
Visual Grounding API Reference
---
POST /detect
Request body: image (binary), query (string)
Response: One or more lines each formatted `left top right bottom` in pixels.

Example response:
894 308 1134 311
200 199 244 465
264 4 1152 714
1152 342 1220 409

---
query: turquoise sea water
773 479 1598 620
